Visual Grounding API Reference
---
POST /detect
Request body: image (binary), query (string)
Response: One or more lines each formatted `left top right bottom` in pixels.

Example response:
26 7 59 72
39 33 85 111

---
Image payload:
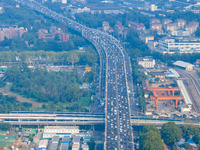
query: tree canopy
182 125 199 141
140 129 164 150
161 122 181 146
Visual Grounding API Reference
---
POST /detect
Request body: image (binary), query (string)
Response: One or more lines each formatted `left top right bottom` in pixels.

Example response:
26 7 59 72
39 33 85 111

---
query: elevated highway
13 0 134 149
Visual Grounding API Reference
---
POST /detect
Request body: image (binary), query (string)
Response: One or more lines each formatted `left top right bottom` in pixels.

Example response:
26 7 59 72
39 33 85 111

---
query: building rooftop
44 126 79 130
173 61 194 68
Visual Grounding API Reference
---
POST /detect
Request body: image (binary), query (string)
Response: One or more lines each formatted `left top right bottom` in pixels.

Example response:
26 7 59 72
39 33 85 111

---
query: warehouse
173 61 194 71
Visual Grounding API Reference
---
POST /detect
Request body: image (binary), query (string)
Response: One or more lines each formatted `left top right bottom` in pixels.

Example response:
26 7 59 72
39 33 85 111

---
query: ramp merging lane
13 0 134 149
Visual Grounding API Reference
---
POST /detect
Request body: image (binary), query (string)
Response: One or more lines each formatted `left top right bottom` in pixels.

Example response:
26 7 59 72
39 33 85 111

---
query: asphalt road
13 0 135 149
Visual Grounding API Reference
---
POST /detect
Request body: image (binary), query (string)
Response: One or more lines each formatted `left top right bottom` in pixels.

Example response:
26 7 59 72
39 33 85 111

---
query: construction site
143 67 200 118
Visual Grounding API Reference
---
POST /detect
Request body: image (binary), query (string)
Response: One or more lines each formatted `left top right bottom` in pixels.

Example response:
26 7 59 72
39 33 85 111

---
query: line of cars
13 0 134 149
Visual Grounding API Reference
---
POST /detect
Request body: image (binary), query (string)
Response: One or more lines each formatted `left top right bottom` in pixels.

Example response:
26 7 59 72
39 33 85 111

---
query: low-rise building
151 23 162 31
43 126 79 138
157 38 200 54
171 30 190 37
128 21 145 31
38 140 49 150
137 57 156 68
173 61 194 71
150 18 161 25
140 34 154 44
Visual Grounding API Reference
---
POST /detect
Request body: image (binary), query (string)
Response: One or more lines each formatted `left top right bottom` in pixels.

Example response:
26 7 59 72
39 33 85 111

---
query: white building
171 30 190 37
82 144 89 150
43 126 79 138
150 4 157 11
173 61 194 71
157 38 200 54
137 57 156 68
62 0 67 4
72 143 80 150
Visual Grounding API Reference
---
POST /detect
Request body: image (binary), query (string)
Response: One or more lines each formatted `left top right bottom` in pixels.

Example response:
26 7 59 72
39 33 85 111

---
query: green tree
87 140 95 150
155 77 160 82
161 122 181 147
193 131 200 144
0 123 11 131
139 96 146 112
143 125 159 134
182 125 199 141
139 130 164 150
67 52 79 67
22 32 36 44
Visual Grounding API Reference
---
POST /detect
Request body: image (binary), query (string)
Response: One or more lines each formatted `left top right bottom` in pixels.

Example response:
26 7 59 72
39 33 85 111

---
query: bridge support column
175 99 178 109
156 99 158 109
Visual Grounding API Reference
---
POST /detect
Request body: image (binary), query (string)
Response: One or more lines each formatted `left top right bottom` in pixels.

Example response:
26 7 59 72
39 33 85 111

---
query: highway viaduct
1 113 200 127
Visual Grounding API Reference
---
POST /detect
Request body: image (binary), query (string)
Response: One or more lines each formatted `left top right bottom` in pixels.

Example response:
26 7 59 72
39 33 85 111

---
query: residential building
140 34 154 44
43 126 79 138
128 21 145 31
162 19 172 26
76 7 90 13
114 24 124 38
137 56 156 68
62 0 67 4
60 33 69 42
102 21 110 32
0 31 4 41
196 59 200 67
185 21 199 34
157 38 200 54
150 18 161 25
0 26 27 41
151 23 162 31
176 19 186 29
171 30 190 37
150 4 157 11
166 22 178 31
38 29 48 39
